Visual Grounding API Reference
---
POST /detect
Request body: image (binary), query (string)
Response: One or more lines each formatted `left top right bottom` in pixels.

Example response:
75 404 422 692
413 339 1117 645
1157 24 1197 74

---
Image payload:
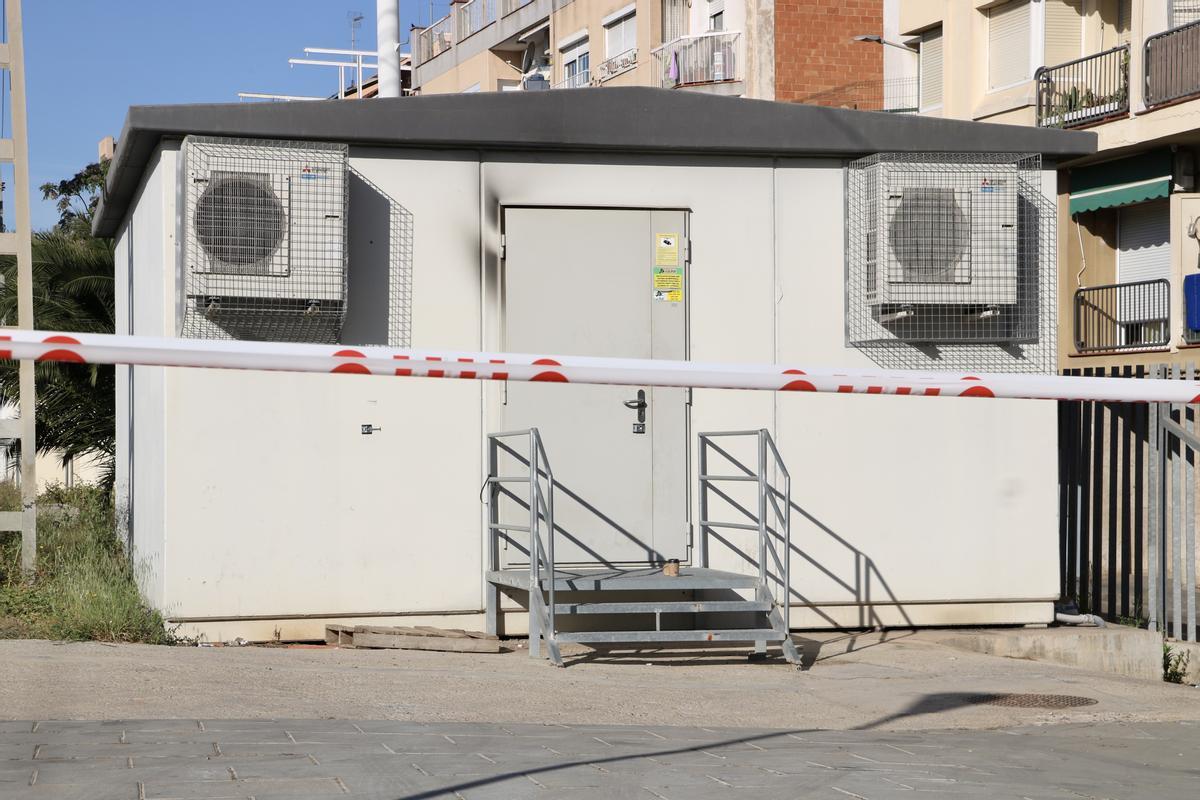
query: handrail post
698 435 709 568
757 429 768 589
783 459 792 635
527 433 541 658
541 432 556 645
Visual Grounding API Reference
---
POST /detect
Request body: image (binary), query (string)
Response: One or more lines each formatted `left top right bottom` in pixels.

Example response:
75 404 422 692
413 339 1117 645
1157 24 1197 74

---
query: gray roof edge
93 88 1095 237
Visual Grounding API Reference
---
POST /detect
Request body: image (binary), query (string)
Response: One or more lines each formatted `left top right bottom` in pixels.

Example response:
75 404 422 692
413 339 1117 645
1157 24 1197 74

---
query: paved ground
2 718 1198 799
2 632 1197 730
4 632 1200 797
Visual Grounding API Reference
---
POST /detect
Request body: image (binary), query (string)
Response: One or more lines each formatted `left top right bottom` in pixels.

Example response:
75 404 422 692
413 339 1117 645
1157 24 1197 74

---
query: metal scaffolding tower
0 0 36 571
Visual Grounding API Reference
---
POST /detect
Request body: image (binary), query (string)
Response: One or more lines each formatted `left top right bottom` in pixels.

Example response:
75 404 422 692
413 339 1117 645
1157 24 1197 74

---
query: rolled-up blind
989 0 1031 89
919 27 943 109
1044 0 1083 68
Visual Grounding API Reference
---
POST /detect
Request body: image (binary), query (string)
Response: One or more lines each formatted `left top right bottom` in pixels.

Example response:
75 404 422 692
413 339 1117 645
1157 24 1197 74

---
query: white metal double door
499 207 690 567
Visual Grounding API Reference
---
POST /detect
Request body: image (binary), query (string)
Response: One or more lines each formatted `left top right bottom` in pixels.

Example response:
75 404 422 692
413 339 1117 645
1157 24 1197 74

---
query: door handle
625 389 647 433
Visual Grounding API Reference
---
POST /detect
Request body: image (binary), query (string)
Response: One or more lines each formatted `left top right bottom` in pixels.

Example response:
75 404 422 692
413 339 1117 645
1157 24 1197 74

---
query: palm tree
0 231 115 487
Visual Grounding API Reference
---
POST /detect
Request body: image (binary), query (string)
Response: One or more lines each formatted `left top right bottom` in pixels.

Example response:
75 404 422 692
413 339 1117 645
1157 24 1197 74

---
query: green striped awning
1069 149 1173 216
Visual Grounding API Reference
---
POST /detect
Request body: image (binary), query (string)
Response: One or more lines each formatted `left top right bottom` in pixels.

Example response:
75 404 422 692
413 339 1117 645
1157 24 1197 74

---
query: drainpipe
377 0 402 98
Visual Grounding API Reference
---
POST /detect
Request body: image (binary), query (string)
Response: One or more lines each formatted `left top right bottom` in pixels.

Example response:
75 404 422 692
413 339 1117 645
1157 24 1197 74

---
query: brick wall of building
774 0 884 107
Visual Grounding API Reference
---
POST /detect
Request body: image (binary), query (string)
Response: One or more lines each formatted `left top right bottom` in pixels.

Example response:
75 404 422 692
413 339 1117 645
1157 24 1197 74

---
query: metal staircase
484 429 801 667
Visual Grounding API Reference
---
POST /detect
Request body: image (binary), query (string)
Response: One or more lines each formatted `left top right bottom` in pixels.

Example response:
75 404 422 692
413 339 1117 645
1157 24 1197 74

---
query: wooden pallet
324 624 501 653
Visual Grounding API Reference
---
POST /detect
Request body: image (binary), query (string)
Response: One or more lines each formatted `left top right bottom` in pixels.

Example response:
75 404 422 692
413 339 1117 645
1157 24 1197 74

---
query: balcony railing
1036 45 1129 128
1145 19 1200 107
595 48 637 82
501 0 532 14
415 13 454 65
795 76 918 113
553 70 591 89
1074 279 1170 353
651 31 741 89
457 0 497 41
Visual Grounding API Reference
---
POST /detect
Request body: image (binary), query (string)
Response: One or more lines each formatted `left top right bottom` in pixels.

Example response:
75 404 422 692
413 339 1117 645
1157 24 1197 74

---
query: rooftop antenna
348 11 365 50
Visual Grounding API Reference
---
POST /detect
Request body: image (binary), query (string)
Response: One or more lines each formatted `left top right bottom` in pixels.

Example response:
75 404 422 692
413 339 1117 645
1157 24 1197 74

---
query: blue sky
24 1 442 231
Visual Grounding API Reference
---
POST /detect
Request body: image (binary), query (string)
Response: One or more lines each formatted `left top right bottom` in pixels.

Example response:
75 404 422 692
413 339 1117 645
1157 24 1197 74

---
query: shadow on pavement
391 691 1020 799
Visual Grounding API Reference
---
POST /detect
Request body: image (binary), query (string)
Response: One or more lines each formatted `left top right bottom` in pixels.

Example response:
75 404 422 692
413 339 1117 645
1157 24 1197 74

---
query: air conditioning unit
179 136 349 344
866 164 1020 311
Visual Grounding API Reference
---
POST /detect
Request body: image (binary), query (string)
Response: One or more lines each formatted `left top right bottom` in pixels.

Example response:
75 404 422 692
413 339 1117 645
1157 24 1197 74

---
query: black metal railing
1145 19 1200 107
1036 45 1129 128
1074 278 1170 353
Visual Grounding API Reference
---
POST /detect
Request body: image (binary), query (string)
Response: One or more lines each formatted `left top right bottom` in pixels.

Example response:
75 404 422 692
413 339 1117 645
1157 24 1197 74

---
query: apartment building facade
889 0 1200 371
410 0 894 105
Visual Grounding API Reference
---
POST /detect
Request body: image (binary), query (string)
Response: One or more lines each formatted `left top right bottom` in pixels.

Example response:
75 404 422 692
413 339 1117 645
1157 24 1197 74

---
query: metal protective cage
845 152 1057 374
180 137 349 344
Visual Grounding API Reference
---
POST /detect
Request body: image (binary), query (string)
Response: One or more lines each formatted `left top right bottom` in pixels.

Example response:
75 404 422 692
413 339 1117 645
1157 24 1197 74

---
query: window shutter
1118 201 1171 285
1044 0 1083 68
606 14 635 58
661 0 685 43
919 28 943 109
1117 0 1132 43
988 0 1031 89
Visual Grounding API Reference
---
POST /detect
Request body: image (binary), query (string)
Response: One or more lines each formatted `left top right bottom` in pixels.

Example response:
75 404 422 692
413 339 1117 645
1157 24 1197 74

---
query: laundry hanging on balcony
1068 148 1173 215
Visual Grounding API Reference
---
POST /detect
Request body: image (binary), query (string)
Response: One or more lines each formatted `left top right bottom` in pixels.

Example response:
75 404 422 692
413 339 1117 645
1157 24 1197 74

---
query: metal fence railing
415 13 454 66
1036 45 1130 128
1145 19 1200 107
1074 279 1170 353
1059 365 1200 644
501 0 532 14
651 31 741 88
486 429 559 663
456 0 497 41
698 430 791 636
553 69 591 89
595 48 637 82
795 76 919 113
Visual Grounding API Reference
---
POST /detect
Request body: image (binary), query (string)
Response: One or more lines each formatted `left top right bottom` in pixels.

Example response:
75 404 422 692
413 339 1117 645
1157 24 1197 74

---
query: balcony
457 0 497 41
1145 19 1200 108
651 31 741 90
553 70 591 90
1035 45 1129 129
416 14 454 65
1074 279 1170 354
595 48 637 83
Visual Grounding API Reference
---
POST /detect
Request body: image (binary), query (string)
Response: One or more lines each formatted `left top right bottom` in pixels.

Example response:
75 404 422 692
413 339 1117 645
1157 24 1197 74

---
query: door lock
624 389 647 434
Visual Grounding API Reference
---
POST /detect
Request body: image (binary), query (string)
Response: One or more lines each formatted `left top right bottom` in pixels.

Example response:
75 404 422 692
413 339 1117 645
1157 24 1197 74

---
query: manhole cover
969 693 1098 709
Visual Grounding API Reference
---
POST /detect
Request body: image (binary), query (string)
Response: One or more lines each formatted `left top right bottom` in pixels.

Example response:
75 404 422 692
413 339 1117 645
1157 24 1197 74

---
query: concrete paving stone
31 741 217 761
143 776 351 800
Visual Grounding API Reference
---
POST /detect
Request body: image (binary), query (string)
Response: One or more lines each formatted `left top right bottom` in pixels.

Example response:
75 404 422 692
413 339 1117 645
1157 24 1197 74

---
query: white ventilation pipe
376 0 401 98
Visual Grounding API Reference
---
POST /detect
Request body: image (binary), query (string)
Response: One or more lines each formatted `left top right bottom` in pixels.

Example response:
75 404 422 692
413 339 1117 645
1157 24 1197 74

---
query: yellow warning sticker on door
653 267 684 303
655 233 680 266
653 268 683 291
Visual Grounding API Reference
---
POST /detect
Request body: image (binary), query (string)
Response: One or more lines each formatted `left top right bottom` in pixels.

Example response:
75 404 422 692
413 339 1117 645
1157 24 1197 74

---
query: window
708 0 724 31
662 0 685 43
1044 0 1083 68
988 0 1032 90
605 10 636 58
1174 0 1200 28
561 36 590 87
919 27 943 110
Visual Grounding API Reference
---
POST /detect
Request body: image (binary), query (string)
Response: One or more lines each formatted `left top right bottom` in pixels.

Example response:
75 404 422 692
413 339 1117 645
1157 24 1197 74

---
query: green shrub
1163 643 1191 685
0 482 172 643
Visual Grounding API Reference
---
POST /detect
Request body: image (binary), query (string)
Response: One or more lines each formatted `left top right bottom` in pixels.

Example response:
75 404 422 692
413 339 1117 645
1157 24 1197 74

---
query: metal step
554 600 772 615
555 628 786 644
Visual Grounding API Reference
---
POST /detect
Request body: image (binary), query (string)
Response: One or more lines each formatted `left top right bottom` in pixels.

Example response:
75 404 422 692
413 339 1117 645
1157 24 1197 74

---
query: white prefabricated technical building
93 89 1096 649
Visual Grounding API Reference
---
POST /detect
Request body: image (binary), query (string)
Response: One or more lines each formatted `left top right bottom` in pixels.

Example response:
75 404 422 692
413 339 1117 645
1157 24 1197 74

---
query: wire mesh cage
846 152 1056 374
180 137 349 344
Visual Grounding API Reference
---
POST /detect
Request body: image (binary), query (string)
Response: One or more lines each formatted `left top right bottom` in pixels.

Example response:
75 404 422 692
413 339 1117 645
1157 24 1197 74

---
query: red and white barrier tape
1 330 1197 404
